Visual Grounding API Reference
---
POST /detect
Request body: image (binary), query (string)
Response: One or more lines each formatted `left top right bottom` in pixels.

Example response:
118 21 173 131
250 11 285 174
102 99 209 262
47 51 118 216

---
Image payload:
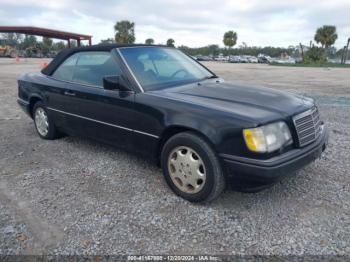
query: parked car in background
46 51 58 58
247 56 258 63
214 55 229 62
239 55 249 63
258 54 272 64
273 58 296 64
229 55 258 63
229 56 241 63
196 55 213 61
17 44 328 202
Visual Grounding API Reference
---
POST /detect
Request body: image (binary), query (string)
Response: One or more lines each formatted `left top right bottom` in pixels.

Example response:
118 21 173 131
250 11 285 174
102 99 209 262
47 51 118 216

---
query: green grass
270 62 350 68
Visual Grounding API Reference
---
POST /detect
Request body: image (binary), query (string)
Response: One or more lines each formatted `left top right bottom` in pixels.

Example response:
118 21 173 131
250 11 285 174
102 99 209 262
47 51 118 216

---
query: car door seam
46 107 159 139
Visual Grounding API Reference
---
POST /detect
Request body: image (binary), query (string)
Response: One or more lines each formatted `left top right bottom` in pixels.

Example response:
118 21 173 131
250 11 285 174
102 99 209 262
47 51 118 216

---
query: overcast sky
1 0 349 48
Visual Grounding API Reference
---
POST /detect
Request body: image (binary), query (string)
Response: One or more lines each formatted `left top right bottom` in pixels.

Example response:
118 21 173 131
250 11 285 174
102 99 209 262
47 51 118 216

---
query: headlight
243 121 293 153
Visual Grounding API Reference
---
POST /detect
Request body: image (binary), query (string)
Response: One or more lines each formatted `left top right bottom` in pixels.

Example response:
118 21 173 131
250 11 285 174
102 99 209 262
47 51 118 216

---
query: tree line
1 21 347 62
0 33 67 52
100 20 176 48
101 21 345 62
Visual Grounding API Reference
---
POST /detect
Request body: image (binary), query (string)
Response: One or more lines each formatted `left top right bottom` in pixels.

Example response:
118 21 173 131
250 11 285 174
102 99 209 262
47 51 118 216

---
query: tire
32 101 59 140
9 50 17 58
161 132 225 202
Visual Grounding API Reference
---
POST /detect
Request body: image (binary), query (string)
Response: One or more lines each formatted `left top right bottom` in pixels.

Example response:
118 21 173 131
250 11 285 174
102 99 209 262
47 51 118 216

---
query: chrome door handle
64 91 76 96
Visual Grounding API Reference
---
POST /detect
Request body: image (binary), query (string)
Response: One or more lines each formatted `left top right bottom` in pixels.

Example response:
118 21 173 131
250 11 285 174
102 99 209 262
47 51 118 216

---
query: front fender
163 114 221 146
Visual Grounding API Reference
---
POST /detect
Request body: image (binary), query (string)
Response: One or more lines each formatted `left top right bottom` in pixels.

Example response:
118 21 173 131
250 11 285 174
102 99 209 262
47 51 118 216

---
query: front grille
293 107 322 147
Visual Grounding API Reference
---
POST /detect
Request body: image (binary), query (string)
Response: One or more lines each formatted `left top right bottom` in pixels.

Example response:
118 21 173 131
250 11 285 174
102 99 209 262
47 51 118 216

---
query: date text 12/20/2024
127 255 219 261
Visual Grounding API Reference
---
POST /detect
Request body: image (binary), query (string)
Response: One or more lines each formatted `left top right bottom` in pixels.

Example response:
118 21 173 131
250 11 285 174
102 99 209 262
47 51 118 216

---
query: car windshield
119 47 215 91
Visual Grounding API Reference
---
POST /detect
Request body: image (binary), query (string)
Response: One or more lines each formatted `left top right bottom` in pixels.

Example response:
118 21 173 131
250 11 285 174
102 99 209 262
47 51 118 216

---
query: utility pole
299 43 304 62
340 38 350 64
341 46 346 64
344 38 350 64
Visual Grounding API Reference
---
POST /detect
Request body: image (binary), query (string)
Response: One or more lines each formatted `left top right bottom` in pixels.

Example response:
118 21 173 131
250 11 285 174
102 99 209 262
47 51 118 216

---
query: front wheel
33 101 59 140
9 50 17 58
161 132 225 202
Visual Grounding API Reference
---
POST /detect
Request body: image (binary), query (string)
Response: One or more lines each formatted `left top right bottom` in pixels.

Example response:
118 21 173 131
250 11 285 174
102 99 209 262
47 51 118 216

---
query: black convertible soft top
41 44 165 76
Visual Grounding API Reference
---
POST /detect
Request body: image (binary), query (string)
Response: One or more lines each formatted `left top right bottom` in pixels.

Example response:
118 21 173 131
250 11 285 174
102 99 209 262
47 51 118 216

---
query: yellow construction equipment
0 39 17 58
25 44 44 58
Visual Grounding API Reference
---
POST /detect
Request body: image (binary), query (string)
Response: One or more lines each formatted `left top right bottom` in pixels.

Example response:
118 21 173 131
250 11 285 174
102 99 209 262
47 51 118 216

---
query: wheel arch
28 95 44 118
156 124 218 163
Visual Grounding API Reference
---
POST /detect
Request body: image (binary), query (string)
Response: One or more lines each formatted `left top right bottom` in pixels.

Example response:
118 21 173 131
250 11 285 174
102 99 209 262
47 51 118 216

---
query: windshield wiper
199 75 218 82
205 75 218 79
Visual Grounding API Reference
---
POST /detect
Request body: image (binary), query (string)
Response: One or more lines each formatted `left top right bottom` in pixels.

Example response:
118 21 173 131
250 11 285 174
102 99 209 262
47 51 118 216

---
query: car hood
150 80 314 124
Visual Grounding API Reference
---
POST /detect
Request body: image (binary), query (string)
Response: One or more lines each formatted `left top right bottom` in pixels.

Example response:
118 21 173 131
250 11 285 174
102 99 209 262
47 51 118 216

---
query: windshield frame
116 46 217 92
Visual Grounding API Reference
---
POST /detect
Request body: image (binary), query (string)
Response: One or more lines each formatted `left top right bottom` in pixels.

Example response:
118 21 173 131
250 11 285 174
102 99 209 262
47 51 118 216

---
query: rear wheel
9 50 17 58
161 132 225 202
33 102 59 140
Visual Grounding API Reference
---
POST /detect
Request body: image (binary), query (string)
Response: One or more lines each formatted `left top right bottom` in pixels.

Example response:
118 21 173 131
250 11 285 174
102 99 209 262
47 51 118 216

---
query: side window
52 53 79 81
72 52 121 87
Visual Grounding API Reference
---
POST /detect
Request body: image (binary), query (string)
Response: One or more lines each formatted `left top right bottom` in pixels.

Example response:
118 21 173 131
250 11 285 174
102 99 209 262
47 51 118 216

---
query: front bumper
221 126 328 192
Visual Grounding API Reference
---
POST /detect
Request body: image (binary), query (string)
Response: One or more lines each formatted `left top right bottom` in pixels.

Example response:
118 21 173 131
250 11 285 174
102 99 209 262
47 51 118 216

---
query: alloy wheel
167 146 206 194
34 107 49 136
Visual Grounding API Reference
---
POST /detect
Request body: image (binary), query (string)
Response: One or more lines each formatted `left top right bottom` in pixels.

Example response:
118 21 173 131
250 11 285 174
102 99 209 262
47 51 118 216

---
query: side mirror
103 75 130 91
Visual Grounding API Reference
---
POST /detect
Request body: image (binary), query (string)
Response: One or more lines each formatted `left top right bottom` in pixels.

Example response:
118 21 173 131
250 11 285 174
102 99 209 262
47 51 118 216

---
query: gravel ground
0 59 349 256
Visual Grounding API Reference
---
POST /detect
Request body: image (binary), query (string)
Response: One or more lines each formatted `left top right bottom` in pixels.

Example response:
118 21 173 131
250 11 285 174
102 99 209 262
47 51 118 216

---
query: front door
51 51 136 150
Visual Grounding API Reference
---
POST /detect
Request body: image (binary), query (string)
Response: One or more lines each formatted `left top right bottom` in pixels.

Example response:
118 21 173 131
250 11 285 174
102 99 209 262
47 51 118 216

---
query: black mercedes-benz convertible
17 44 328 202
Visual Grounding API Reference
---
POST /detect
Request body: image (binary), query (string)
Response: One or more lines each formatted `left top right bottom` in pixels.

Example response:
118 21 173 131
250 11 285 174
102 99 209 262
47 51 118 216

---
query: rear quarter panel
18 73 68 128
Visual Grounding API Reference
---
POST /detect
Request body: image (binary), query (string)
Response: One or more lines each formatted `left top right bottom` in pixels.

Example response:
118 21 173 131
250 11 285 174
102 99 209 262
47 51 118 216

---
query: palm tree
42 37 53 48
145 38 154 45
223 31 237 50
314 25 338 48
42 37 53 55
166 38 175 47
22 35 37 49
114 20 135 44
